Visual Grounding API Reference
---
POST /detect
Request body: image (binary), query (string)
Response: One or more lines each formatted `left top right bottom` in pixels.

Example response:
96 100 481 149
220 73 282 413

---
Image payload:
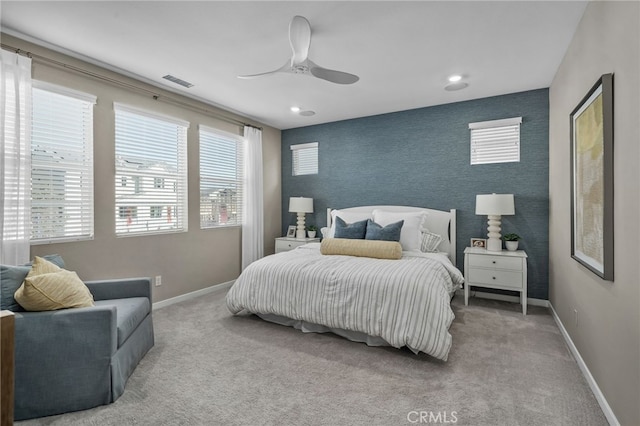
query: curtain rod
1 43 263 131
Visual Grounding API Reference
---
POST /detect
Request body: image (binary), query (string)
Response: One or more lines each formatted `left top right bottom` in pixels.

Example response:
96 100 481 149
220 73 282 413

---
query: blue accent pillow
334 217 367 239
365 219 404 242
1 254 65 312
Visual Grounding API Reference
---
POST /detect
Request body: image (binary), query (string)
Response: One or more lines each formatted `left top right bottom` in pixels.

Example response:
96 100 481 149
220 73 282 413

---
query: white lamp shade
289 197 314 213
475 194 515 215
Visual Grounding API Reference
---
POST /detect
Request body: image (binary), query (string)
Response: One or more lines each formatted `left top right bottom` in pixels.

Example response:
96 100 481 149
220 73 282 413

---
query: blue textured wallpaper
282 89 549 299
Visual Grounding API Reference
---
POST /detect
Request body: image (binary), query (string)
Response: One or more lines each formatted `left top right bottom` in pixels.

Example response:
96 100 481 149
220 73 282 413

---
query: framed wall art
570 73 614 280
470 238 487 249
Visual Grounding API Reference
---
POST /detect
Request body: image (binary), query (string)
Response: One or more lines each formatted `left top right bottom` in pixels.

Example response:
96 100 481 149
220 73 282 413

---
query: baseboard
455 289 549 307
152 280 234 310
549 303 619 426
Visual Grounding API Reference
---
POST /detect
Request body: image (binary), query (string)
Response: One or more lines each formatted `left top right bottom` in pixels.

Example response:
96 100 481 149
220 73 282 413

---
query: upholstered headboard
325 206 456 264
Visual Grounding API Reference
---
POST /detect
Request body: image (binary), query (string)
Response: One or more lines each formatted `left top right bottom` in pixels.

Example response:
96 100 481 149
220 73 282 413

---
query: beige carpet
19 284 607 426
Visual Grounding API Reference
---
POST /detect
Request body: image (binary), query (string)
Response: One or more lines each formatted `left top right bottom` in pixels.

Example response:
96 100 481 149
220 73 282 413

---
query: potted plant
306 225 318 238
502 233 521 251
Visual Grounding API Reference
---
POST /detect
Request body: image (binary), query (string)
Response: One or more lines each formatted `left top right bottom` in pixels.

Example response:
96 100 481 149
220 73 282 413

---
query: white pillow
329 210 373 238
372 209 427 251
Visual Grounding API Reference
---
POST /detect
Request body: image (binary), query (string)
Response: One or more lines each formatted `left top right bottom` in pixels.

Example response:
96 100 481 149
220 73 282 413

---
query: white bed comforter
226 243 464 360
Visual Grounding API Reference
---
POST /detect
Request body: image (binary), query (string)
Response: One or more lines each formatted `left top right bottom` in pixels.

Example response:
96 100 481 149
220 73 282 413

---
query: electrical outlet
155 275 162 287
574 309 578 327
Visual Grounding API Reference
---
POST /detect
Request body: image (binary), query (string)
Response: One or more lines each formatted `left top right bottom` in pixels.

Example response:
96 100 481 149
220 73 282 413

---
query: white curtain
241 126 264 270
0 50 32 265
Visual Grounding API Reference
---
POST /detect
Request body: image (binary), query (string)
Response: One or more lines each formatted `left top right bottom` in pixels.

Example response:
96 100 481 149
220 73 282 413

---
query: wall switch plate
155 275 162 286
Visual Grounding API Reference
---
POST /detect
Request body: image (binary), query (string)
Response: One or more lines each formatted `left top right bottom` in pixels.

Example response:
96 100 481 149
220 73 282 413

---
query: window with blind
199 126 243 228
291 142 318 175
31 82 96 244
469 117 522 165
114 103 188 236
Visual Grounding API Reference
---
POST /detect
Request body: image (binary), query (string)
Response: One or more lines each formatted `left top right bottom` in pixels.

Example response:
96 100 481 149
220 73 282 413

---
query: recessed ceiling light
448 74 462 83
444 82 469 91
299 110 316 116
290 106 301 113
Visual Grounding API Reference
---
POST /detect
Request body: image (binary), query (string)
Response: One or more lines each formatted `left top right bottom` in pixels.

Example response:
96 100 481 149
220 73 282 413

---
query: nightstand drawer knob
492 276 496 280
492 261 496 264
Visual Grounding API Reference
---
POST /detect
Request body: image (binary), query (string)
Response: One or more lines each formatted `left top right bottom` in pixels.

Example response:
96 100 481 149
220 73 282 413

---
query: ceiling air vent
162 75 194 88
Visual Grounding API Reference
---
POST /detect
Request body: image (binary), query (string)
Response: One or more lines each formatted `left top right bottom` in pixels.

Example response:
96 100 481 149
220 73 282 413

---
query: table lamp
475 193 515 251
289 197 313 239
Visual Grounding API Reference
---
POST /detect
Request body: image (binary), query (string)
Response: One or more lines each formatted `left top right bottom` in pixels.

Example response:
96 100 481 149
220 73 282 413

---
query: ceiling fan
238 15 359 85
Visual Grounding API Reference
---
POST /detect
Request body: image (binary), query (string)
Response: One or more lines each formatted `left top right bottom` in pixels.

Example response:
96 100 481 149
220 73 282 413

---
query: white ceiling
1 1 587 130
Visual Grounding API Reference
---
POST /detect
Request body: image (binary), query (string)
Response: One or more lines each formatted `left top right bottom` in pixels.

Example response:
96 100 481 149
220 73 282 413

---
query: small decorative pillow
365 219 403 242
14 270 95 311
329 210 372 238
320 238 402 260
420 231 443 252
0 254 65 312
334 217 368 239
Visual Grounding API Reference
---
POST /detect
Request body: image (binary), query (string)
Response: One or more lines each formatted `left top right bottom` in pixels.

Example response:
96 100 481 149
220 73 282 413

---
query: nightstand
464 247 528 315
275 237 320 253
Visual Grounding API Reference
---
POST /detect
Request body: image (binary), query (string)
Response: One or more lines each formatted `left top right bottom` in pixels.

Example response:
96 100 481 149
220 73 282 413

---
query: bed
226 206 464 361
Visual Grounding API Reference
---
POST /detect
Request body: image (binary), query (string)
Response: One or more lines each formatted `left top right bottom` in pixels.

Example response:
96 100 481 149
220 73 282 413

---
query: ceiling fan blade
237 61 290 79
289 15 311 65
309 61 360 85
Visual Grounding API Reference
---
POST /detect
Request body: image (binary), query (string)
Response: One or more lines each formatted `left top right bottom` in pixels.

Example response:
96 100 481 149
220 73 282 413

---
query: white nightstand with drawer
275 237 320 253
464 247 528 315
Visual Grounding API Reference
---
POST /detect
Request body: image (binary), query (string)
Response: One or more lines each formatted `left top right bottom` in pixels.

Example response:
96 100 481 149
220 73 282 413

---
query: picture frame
286 225 297 238
570 73 614 281
470 238 486 248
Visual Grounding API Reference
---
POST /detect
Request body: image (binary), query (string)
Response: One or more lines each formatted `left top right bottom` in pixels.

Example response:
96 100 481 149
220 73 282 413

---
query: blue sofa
0 257 154 420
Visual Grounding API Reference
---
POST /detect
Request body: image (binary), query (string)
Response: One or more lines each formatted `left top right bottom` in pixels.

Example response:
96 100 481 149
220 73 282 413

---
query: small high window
291 142 318 176
469 117 522 165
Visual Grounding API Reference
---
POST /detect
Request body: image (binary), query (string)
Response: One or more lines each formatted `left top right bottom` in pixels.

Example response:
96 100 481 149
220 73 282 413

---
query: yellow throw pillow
320 238 403 260
27 255 63 277
14 270 95 311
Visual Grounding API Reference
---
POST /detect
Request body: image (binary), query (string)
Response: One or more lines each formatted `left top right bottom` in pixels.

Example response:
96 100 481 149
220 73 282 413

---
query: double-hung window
31 81 96 244
199 126 243 228
469 117 522 165
114 103 188 236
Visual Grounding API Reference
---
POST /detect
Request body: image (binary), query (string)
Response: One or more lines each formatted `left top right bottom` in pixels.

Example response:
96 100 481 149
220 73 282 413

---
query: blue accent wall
282 89 549 299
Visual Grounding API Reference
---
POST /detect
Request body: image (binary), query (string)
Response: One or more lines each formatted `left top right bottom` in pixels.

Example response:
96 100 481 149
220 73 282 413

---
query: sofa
0 255 154 420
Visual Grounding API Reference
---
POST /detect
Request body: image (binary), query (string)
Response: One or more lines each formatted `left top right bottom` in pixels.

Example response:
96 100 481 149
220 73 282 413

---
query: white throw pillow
329 210 373 238
372 210 427 251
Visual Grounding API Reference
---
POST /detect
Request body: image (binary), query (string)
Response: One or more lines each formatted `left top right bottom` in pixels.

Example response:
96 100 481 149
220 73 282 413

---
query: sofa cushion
94 297 150 347
15 270 95 311
1 254 66 312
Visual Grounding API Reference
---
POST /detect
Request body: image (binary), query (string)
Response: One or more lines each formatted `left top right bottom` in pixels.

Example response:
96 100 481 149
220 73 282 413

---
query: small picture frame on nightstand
286 226 296 238
470 238 486 248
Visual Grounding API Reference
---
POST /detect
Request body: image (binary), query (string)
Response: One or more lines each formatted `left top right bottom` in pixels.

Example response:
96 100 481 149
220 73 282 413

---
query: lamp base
296 212 306 240
486 238 502 252
486 214 503 252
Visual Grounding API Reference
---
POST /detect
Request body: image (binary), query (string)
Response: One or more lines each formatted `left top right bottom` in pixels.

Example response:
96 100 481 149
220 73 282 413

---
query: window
199 126 243 228
291 142 318 175
31 82 96 243
114 103 188 236
469 117 522 165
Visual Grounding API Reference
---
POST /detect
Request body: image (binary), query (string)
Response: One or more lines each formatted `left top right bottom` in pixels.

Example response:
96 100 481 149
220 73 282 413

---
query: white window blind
199 126 243 228
114 103 188 236
469 117 522 165
291 142 318 175
31 82 96 244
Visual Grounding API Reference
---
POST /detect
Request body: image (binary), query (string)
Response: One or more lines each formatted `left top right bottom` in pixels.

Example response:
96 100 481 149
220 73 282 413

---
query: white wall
2 33 282 303
548 2 639 424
